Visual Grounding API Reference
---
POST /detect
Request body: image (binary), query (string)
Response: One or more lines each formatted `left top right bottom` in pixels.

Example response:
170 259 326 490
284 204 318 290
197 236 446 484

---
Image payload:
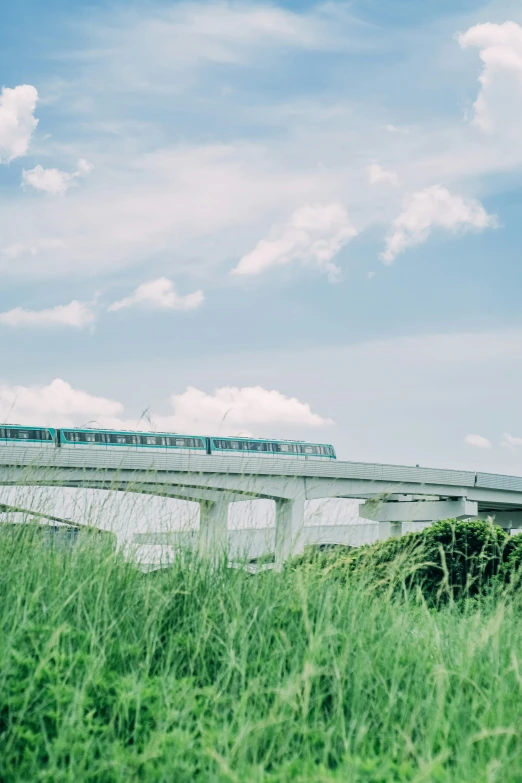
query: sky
2 0 522 484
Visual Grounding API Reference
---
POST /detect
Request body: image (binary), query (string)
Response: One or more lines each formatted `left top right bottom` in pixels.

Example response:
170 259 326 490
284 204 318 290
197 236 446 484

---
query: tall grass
1 529 522 782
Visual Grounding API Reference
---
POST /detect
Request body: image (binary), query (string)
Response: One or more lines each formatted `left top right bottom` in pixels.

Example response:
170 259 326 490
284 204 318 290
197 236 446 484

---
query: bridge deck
0 445 521 494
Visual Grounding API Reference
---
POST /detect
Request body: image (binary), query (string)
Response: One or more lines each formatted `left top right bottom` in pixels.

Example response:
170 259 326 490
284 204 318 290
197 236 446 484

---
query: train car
58 427 207 454
58 428 336 459
0 424 56 447
209 436 336 459
2 425 336 460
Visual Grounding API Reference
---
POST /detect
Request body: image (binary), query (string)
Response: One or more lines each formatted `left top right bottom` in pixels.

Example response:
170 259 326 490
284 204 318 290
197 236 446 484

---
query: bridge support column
378 521 402 540
477 511 522 533
275 498 305 569
198 500 229 562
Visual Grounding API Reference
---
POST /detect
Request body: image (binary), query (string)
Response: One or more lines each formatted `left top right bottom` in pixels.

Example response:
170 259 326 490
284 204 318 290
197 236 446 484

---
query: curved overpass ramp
1 445 522 565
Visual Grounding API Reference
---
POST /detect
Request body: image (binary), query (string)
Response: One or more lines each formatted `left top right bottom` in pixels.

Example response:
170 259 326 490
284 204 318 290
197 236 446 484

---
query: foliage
2 525 522 780
293 519 522 604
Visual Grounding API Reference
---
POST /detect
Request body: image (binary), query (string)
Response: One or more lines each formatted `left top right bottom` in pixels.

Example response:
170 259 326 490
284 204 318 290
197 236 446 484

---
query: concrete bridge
1 445 522 566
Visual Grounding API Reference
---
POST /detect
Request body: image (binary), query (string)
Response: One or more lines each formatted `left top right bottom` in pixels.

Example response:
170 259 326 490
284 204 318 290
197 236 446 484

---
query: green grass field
2 523 522 782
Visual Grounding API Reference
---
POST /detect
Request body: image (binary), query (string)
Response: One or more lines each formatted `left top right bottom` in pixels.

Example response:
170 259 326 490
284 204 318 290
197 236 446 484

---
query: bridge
1 445 522 567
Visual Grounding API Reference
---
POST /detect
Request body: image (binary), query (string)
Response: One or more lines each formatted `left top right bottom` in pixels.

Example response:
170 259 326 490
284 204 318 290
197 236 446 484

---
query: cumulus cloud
0 300 95 329
464 433 492 449
0 379 123 427
458 22 522 133
0 85 38 163
0 380 332 435
108 277 204 312
22 158 93 196
158 385 333 435
368 163 399 186
232 203 357 282
381 185 496 263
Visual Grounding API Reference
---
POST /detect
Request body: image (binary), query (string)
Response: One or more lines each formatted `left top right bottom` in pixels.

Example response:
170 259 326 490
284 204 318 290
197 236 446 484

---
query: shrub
292 519 513 604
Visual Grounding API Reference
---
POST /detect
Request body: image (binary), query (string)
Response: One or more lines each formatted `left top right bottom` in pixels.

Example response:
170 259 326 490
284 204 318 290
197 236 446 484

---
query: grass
2 526 522 782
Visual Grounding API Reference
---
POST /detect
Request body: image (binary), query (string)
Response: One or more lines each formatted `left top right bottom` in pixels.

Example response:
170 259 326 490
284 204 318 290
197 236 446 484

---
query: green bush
292 519 522 604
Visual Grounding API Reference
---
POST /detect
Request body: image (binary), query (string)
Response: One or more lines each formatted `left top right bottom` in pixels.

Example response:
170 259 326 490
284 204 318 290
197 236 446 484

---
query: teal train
0 424 336 460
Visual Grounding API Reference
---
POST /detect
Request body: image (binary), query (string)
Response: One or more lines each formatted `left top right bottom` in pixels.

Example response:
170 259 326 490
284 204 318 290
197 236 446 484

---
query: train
0 424 336 460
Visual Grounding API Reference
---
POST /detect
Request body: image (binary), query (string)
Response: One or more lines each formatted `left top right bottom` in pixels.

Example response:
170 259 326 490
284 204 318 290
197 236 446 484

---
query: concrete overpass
1 445 522 566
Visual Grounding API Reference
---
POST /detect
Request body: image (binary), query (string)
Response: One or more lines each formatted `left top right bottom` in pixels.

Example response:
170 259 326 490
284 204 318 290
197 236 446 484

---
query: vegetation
2 520 522 781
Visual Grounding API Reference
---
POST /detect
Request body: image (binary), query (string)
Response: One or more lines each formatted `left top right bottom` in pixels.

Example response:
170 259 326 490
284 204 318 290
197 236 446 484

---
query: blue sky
2 0 522 474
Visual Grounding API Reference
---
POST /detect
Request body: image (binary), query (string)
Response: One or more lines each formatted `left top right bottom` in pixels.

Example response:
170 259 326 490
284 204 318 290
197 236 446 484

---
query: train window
304 446 313 454
85 433 96 443
175 438 201 447
141 435 164 446
247 442 269 451
0 427 48 441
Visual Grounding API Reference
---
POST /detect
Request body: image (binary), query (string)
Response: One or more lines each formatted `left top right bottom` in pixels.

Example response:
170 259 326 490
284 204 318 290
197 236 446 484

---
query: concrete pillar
477 511 522 532
275 497 305 569
198 500 229 562
379 521 402 540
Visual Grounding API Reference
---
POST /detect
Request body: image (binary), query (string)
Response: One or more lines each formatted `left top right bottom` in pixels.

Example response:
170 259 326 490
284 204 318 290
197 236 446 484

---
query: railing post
275 497 305 570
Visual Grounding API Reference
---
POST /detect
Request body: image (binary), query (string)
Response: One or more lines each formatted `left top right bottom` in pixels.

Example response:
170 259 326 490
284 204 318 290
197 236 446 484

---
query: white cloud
384 124 410 134
0 17 517 284
464 433 492 449
232 202 357 282
0 300 95 329
458 22 522 133
158 385 333 435
81 2 347 93
108 277 204 312
22 158 93 196
381 185 496 263
368 163 399 186
0 85 38 163
0 379 123 427
502 433 522 450
1 239 66 259
0 143 329 279
0 380 332 435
